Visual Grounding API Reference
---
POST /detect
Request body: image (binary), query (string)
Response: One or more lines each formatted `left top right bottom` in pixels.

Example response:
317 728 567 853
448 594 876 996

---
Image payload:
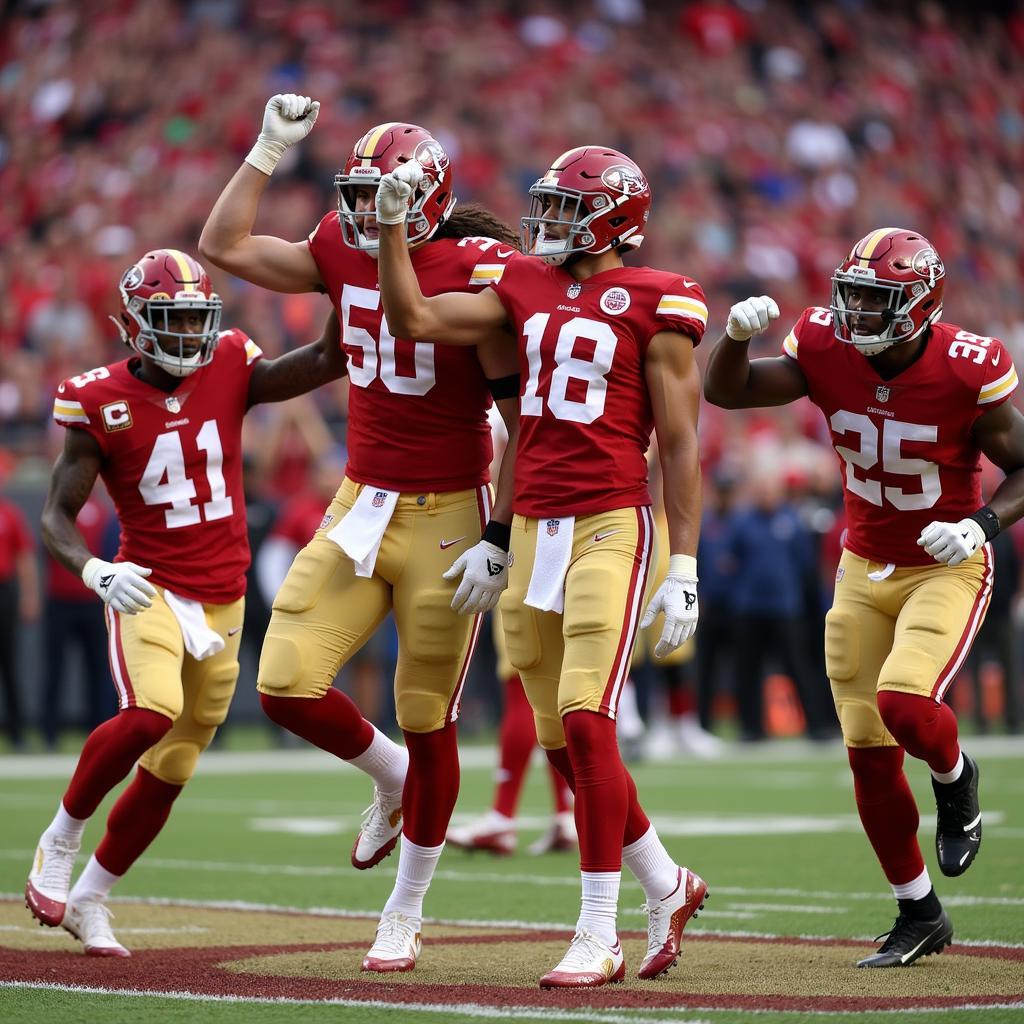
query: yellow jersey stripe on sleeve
978 366 1018 404
469 264 506 287
782 331 799 359
656 295 708 326
244 339 264 366
53 399 90 424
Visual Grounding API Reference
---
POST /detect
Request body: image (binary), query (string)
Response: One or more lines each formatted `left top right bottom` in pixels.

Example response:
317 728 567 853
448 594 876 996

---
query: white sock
577 871 620 947
69 854 121 903
348 726 408 795
622 824 679 902
931 750 964 785
381 837 444 925
891 867 932 902
480 809 514 828
47 802 87 842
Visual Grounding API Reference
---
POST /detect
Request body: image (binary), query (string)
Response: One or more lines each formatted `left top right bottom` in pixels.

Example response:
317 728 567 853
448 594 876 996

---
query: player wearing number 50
704 228 1024 968
376 148 708 988
27 249 346 956
200 95 521 973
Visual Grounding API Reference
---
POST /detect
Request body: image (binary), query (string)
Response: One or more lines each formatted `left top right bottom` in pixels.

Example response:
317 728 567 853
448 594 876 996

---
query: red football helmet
830 228 945 356
521 146 651 266
112 249 222 376
334 122 456 251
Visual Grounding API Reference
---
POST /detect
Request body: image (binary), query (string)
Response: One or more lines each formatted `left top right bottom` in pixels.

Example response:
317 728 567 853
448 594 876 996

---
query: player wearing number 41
200 95 522 973
374 148 709 988
704 227 1024 969
27 248 346 956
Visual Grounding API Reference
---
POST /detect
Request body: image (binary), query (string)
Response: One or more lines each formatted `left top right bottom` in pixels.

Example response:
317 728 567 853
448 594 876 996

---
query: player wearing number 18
26 248 346 956
704 227 1024 968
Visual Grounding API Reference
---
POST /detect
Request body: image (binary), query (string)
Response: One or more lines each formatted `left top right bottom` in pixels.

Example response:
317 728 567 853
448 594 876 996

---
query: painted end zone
1 900 1022 1014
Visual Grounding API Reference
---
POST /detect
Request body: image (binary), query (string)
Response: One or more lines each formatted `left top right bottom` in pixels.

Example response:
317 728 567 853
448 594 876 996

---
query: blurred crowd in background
1 0 1023 751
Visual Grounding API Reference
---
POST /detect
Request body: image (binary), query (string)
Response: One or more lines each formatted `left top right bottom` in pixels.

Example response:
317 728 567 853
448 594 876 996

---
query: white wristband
81 556 102 587
244 135 287 177
668 553 698 580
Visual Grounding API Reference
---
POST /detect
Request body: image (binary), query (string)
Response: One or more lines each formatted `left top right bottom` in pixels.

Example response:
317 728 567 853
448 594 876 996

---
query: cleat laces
36 835 79 893
359 789 399 844
70 900 119 945
557 929 615 971
370 912 417 956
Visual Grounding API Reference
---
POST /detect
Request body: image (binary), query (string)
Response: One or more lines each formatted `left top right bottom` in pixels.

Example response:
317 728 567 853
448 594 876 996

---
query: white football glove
245 94 320 176
82 557 156 615
640 554 699 658
442 540 508 615
375 160 425 225
726 295 780 341
917 518 986 567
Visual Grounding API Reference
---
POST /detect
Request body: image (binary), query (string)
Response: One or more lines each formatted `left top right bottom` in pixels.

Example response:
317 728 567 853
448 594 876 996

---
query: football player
199 96 520 972
26 248 346 956
703 228 1024 967
374 147 710 987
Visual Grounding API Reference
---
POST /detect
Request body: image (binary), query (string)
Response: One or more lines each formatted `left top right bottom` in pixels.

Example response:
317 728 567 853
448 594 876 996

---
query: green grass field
2 735 1022 1023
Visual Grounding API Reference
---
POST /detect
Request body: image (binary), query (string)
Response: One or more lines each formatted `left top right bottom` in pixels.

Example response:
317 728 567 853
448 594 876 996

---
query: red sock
668 688 693 718
63 709 173 820
848 746 925 885
623 767 651 845
493 675 537 818
564 710 627 872
403 722 459 846
94 767 183 876
877 690 961 774
260 689 374 760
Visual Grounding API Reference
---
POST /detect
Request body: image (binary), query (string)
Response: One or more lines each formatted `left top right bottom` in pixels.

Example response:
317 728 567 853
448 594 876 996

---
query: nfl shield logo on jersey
372 491 387 508
875 385 891 403
566 283 582 300
546 519 560 537
165 396 181 413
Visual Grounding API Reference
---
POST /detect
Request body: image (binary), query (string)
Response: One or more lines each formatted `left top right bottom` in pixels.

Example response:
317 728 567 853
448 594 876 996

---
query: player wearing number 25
704 227 1024 969
26 248 345 956
376 147 709 988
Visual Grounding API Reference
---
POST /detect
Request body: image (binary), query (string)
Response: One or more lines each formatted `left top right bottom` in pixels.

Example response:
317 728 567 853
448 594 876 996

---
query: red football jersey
308 214 507 491
52 330 264 602
490 260 707 517
782 308 1019 565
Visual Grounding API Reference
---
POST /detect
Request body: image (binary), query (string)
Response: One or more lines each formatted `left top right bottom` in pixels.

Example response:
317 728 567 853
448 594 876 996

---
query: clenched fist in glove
82 557 156 615
918 518 987 567
246 94 320 176
375 160 425 225
443 539 508 615
640 554 699 658
726 295 780 341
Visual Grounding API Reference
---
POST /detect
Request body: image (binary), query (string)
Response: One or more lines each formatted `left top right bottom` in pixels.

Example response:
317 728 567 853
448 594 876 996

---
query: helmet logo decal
121 265 144 291
599 287 631 315
911 247 944 285
600 164 648 195
413 139 447 173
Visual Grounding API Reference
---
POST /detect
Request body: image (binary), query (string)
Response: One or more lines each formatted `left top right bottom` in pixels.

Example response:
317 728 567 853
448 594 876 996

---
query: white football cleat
446 811 516 855
676 715 725 759
539 928 625 988
351 787 403 869
25 830 80 926
62 898 131 957
638 866 708 980
527 811 577 855
361 911 422 972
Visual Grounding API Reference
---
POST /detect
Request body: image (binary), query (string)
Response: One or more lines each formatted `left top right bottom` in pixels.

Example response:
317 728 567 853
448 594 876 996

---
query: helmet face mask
334 124 456 252
521 147 651 266
830 228 945 357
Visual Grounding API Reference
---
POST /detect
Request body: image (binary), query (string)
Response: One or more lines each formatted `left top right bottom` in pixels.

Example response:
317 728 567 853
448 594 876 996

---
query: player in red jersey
704 227 1024 967
26 248 345 956
200 96 521 971
375 146 709 987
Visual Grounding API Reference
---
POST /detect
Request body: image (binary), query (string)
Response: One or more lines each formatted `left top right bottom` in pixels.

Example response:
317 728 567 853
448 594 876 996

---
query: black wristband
969 505 1001 542
482 519 511 551
487 374 520 400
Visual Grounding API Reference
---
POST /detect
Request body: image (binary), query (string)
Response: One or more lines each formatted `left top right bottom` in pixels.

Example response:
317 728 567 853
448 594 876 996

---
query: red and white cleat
539 929 625 988
446 812 516 855
638 866 708 980
62 898 131 957
25 831 80 927
351 787 403 869
361 911 422 973
527 811 577 855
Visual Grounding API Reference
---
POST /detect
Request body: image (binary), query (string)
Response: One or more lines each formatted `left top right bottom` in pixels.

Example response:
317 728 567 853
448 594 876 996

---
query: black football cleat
933 754 982 877
856 909 953 968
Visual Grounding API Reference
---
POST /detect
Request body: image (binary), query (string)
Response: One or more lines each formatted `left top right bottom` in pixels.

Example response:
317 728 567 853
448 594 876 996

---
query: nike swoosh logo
593 530 621 543
227 626 242 637
963 813 981 832
496 249 516 259
682 278 699 289
993 352 1001 367
439 537 466 550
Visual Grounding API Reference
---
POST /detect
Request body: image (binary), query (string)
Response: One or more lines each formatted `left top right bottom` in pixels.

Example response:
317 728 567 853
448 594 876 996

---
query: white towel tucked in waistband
524 516 575 614
163 589 225 661
326 485 399 578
